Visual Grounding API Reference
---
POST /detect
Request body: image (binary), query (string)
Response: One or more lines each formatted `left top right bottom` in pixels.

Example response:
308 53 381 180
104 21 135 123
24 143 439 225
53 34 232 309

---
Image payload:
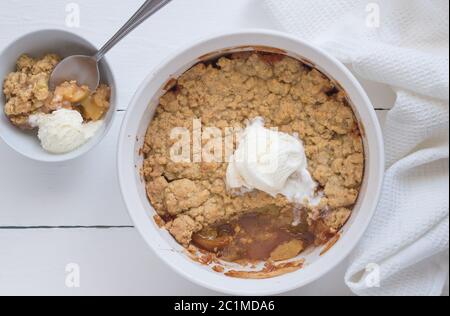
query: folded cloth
264 0 449 296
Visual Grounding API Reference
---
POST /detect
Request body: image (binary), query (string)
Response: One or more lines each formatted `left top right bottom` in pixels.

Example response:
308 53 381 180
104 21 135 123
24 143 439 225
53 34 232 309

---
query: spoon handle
94 0 172 61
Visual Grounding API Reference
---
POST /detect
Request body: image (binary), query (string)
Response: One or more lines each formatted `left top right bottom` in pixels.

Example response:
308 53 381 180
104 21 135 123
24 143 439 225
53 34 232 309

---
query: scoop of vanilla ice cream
226 117 320 206
29 109 103 154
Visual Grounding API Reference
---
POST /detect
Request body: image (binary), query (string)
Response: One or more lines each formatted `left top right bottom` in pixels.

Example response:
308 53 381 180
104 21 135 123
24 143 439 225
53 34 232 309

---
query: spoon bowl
50 55 100 91
49 0 172 92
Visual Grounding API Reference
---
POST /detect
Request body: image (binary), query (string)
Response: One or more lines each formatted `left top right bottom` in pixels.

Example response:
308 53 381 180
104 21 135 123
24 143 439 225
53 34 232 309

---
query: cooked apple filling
143 52 364 265
3 53 111 129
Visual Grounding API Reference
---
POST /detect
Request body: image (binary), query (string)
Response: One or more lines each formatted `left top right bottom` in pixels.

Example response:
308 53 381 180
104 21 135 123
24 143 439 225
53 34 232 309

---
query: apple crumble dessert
143 52 364 266
2 53 111 153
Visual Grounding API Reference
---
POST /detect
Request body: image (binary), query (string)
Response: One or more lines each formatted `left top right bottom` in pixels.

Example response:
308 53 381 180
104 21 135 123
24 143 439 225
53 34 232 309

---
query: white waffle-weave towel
264 0 449 296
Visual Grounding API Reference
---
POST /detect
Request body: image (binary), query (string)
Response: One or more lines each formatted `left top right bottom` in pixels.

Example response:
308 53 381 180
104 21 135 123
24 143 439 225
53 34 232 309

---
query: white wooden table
0 0 398 296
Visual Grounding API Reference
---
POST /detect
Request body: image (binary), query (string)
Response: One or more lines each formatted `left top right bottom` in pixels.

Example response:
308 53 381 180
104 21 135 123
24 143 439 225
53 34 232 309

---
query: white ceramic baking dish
118 30 384 295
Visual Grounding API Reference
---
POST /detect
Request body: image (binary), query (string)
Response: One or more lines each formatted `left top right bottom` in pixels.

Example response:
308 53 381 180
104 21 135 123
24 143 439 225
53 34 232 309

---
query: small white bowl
118 30 385 295
0 29 117 162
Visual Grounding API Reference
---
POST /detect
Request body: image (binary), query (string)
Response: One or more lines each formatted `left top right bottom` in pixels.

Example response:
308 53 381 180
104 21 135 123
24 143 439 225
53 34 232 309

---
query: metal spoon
50 0 172 91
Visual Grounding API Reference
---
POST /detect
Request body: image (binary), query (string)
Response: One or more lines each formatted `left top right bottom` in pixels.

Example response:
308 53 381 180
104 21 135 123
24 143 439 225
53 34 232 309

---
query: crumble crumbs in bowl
0 29 116 162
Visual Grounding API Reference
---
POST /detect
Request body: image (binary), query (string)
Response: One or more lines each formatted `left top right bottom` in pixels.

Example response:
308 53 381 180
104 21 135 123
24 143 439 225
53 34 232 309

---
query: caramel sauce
192 209 321 264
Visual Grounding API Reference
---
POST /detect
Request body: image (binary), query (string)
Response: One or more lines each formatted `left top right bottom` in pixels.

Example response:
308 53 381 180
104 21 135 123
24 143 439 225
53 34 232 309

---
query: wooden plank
348 67 397 110
0 111 131 227
376 108 388 128
0 0 279 112
0 227 353 296
0 109 388 227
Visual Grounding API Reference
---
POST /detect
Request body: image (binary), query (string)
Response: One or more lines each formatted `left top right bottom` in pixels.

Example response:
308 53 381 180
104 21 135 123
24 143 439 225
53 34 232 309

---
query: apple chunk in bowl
0 29 116 162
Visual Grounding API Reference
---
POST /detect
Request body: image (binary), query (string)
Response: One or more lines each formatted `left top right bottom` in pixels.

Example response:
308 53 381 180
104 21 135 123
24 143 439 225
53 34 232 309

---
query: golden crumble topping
143 52 364 264
3 54 60 128
3 53 111 129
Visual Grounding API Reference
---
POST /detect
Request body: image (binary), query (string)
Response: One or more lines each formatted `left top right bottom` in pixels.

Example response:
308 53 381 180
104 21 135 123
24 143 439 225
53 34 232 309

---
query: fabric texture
263 0 449 296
